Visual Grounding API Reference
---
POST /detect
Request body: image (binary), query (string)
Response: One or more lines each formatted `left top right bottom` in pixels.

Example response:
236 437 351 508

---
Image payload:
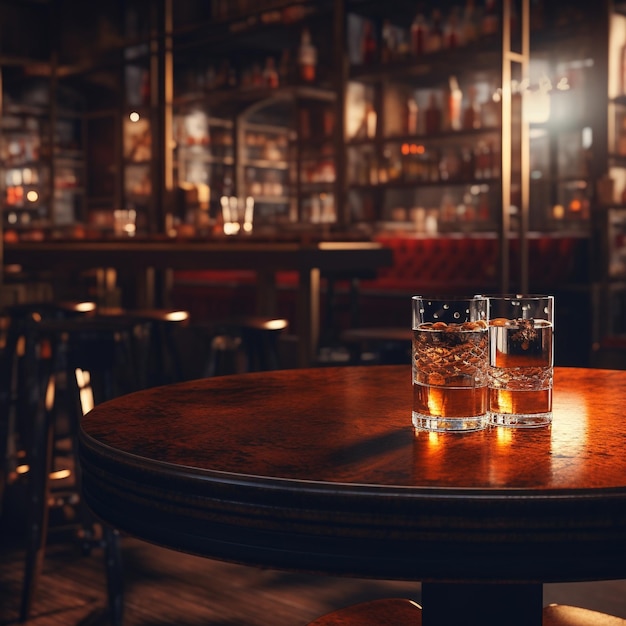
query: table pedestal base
422 582 543 626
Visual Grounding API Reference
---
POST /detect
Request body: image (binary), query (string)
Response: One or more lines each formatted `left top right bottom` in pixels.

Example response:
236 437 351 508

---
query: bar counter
3 237 393 366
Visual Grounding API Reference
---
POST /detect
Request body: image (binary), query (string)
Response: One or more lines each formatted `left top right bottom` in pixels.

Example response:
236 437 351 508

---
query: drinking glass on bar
412 295 489 432
221 195 254 235
488 295 554 427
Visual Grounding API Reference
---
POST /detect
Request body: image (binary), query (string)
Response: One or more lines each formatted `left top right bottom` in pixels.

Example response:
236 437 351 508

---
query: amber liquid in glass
413 384 487 418
488 319 553 419
412 322 488 419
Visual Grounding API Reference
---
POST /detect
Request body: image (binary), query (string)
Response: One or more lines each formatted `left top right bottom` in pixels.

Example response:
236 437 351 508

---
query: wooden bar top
4 239 393 272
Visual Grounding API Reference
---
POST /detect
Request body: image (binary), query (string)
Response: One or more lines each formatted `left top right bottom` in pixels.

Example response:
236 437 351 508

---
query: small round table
78 366 626 626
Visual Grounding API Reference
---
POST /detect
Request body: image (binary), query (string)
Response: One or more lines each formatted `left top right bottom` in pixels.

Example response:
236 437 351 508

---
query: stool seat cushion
306 598 422 626
543 605 626 626
306 600 626 626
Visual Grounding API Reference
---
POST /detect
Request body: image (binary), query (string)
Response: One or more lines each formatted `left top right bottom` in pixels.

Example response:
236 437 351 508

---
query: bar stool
543 605 626 625
202 315 288 376
306 600 626 626
339 327 412 365
99 307 190 388
306 598 422 625
16 313 136 624
0 300 97 491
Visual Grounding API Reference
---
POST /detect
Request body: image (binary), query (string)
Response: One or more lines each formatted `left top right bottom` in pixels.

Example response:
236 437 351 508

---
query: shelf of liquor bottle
174 0 331 47
3 203 48 216
53 153 85 166
54 183 85 192
249 196 291 205
528 175 592 186
85 198 116 214
54 107 84 121
2 160 47 171
207 0 329 23
349 37 502 84
125 191 152 204
122 159 152 167
608 153 626 165
347 126 500 146
174 112 235 129
243 120 294 136
348 177 500 191
296 137 335 152
299 181 336 191
174 82 334 111
242 159 289 170
175 154 235 166
3 213 50 225
2 103 47 118
60 34 156 78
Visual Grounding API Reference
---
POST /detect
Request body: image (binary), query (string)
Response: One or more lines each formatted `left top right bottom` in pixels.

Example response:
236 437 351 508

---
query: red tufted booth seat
363 235 500 296
170 234 589 334
363 234 589 297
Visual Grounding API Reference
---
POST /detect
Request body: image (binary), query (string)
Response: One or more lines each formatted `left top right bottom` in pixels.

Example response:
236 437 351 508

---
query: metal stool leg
19 370 55 622
104 525 124 626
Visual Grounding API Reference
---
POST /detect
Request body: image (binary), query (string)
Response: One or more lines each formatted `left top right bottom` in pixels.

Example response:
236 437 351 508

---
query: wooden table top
79 366 626 585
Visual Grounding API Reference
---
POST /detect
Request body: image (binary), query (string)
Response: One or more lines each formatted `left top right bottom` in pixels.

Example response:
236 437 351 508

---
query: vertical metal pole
161 0 174 214
501 0 530 294
520 0 530 295
161 0 174 305
49 51 58 231
0 66 4 287
333 0 347 227
500 0 512 294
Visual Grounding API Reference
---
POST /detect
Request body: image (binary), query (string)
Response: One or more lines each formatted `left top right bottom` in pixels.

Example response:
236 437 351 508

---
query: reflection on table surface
80 366 626 492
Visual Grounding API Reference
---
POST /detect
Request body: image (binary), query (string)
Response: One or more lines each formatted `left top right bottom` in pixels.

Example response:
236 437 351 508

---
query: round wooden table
78 366 626 626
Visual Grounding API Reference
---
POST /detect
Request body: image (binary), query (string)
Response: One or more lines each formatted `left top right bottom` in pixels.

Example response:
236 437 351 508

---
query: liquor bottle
406 97 419 135
410 13 426 56
447 76 463 131
279 49 292 85
462 85 481 130
298 28 317 82
618 113 626 156
263 57 279 88
482 0 499 37
381 19 396 63
460 147 475 181
462 0 478 44
446 7 462 49
481 89 501 128
426 9 444 53
425 93 442 134
620 41 626 97
361 21 378 65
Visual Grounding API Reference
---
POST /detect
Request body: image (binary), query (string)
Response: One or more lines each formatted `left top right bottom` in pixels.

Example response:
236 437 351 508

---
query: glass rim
412 294 489 302
483 294 554 301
